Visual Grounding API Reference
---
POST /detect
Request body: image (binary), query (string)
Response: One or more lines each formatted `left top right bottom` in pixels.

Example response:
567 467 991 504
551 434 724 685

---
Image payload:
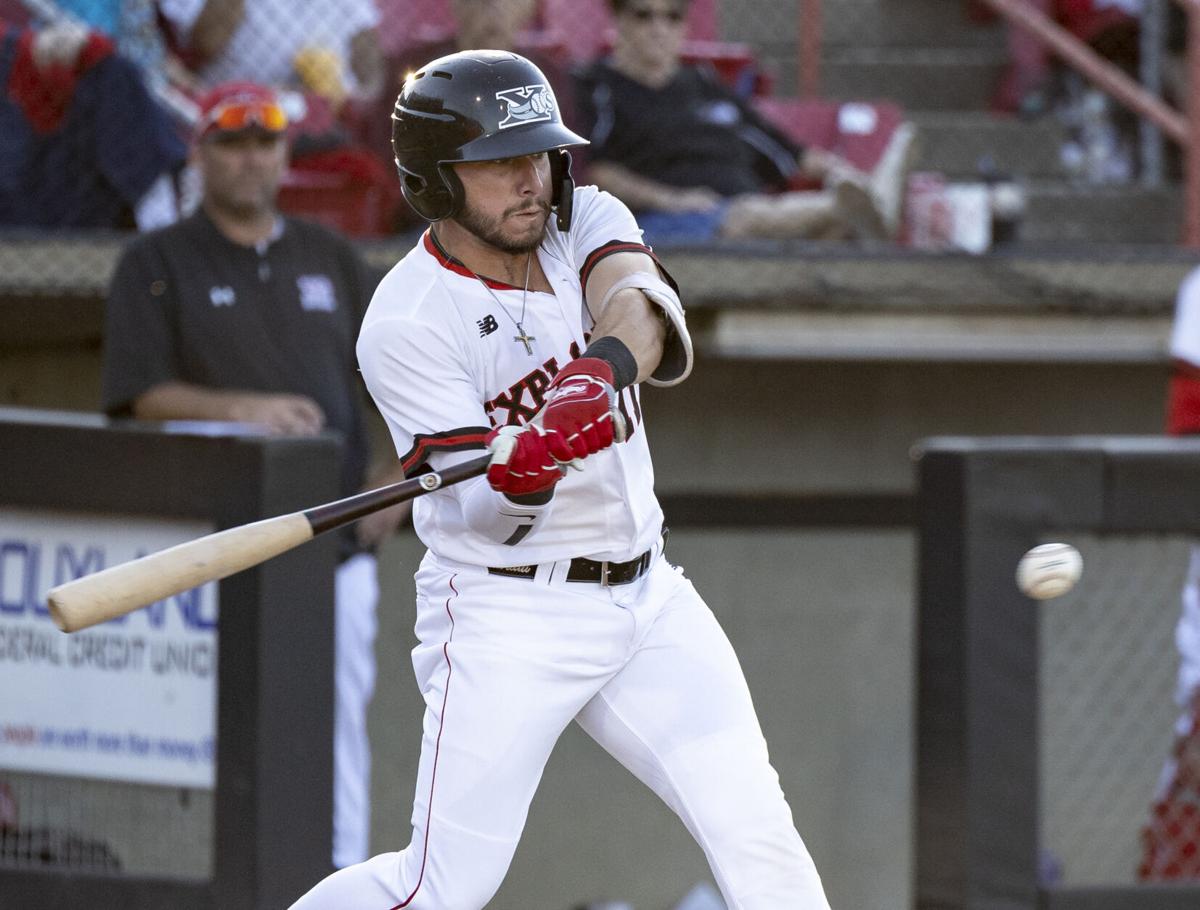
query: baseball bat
47 454 492 633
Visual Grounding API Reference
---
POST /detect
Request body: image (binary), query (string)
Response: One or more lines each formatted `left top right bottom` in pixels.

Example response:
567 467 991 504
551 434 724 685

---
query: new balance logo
478 314 499 337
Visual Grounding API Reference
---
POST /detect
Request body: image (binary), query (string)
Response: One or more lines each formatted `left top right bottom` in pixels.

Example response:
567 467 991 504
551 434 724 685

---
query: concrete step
816 46 1009 110
721 0 1005 49
824 0 1006 48
908 112 1069 179
1018 183 1182 245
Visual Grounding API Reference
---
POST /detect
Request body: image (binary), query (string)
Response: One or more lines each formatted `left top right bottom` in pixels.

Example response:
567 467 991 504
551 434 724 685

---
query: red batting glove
535 357 627 461
485 425 566 497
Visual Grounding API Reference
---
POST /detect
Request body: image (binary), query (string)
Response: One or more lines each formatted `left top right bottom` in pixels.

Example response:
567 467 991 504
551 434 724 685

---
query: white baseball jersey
297 184 832 910
357 185 665 568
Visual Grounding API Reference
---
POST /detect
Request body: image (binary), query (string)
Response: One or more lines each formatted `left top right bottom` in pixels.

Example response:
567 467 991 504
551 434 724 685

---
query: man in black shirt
574 0 915 243
101 81 406 870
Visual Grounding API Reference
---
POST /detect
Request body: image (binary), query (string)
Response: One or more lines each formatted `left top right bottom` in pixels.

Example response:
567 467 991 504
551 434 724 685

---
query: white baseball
1016 543 1083 600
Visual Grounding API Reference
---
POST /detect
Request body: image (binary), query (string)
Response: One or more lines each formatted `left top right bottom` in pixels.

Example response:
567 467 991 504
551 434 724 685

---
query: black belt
488 530 666 587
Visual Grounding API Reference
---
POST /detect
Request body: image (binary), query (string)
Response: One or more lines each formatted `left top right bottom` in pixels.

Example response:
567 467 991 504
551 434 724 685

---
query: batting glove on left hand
485 425 568 497
535 357 627 461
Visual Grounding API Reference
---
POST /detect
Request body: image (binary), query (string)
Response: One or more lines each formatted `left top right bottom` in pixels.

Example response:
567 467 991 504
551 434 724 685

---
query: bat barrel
46 454 492 634
47 513 314 632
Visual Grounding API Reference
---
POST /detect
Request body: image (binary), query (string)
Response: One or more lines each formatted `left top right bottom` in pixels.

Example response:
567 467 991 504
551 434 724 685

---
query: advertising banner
0 508 218 789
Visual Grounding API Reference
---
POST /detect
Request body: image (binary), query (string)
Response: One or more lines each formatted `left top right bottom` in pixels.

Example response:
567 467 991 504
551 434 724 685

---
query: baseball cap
195 82 289 141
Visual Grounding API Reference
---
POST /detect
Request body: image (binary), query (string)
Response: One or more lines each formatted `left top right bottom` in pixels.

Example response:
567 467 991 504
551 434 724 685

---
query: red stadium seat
754 97 906 177
278 157 400 238
681 40 773 97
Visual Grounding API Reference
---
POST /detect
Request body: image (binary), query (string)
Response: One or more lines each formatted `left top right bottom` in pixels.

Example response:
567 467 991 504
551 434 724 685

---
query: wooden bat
47 454 491 633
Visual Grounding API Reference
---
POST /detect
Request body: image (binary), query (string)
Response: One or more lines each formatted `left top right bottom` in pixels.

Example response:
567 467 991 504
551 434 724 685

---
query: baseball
1016 543 1083 600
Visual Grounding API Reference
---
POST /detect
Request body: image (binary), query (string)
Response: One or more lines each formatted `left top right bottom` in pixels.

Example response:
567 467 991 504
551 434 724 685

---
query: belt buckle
599 560 611 587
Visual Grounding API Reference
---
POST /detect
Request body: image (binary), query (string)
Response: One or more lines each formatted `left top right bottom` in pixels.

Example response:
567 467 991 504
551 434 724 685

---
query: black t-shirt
102 209 377 511
573 60 802 202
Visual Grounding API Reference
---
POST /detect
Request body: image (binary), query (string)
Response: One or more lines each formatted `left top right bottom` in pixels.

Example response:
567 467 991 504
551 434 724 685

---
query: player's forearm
456 474 556 544
589 289 666 384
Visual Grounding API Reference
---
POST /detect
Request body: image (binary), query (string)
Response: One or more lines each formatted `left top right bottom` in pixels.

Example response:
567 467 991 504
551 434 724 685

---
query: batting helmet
391 50 588 229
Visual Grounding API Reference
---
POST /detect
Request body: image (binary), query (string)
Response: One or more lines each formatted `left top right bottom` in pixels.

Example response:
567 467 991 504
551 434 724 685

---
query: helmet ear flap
397 162 459 222
550 150 576 232
439 164 465 220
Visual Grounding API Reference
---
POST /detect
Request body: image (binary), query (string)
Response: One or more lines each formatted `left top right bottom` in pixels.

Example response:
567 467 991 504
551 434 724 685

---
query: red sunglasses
199 98 288 137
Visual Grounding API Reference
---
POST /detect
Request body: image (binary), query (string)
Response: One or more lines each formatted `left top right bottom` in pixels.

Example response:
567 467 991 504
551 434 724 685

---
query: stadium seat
278 152 401 238
754 97 906 179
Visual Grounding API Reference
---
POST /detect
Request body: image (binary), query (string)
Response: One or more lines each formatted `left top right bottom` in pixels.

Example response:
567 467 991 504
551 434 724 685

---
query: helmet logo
495 85 555 130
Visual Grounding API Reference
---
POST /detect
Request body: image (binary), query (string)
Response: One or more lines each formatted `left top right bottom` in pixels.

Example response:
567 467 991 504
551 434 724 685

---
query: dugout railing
0 407 340 910
915 436 1200 910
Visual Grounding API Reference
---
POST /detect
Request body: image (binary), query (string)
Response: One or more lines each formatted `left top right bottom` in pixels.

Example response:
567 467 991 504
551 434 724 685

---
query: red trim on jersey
578 240 661 291
1167 360 1200 435
423 231 524 291
391 574 459 909
401 427 490 476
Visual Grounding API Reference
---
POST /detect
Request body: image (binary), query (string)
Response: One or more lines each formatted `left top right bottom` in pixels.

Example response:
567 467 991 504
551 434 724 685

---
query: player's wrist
578 338 637 391
504 487 555 506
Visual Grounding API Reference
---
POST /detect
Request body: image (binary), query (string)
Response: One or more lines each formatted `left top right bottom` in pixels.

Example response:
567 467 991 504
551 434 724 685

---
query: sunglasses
199 98 288 137
628 7 686 23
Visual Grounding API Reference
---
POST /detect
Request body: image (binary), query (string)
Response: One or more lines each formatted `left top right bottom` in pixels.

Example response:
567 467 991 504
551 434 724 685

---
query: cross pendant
514 324 535 356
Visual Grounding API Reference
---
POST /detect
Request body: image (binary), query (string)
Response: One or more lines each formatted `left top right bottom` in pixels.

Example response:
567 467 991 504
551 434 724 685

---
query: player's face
195 130 288 218
453 152 553 254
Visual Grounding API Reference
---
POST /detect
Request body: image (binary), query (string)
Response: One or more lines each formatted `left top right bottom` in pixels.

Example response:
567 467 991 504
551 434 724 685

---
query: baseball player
289 50 831 909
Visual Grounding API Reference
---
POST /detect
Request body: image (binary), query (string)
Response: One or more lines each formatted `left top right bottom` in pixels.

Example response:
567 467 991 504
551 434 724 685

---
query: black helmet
392 50 588 229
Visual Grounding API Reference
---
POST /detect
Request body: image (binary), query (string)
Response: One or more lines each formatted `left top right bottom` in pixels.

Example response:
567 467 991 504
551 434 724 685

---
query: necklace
472 253 536 356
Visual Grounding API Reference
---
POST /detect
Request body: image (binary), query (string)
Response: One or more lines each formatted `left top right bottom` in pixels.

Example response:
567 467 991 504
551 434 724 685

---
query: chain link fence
0 771 213 879
1 0 1194 895
1039 532 1188 887
0 0 1180 250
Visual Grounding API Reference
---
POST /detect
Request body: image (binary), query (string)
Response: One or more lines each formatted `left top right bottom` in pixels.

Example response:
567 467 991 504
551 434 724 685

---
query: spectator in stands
383 0 570 112
361 0 572 218
100 81 407 870
0 18 185 228
986 0 1140 117
1140 265 1200 880
160 0 384 110
574 0 916 244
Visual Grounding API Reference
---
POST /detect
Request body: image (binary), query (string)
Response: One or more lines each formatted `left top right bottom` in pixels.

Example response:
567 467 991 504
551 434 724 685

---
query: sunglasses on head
629 6 686 23
200 98 288 137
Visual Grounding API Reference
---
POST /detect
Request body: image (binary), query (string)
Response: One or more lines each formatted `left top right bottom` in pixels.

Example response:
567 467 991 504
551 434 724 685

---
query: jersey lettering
483 347 643 437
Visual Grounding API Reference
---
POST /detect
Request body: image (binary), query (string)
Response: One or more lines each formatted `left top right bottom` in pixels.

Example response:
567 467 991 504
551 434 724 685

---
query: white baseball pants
293 549 830 908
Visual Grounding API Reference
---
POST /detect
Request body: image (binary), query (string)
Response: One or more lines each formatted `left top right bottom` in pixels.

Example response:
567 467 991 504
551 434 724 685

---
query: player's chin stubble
457 201 549 254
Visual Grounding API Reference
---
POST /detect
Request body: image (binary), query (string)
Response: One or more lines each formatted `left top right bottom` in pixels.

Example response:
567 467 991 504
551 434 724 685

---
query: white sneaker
870 121 920 238
834 178 887 241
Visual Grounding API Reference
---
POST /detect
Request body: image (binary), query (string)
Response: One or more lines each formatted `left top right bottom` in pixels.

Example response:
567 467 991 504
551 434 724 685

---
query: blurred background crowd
5 1 1200 908
0 0 1177 248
